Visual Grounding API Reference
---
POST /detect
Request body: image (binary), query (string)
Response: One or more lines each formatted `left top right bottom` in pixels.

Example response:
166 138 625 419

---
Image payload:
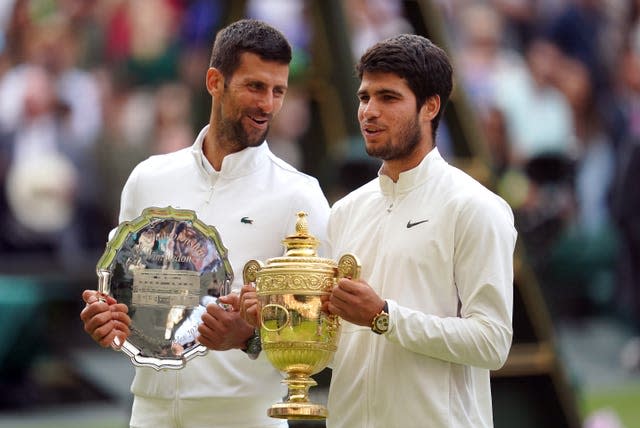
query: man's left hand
324 278 385 327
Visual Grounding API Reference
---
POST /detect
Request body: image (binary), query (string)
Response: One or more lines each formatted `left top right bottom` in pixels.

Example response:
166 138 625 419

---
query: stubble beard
365 114 421 161
216 114 268 151
215 95 269 152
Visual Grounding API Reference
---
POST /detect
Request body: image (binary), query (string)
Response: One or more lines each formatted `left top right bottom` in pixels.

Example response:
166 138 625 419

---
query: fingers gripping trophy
242 212 360 420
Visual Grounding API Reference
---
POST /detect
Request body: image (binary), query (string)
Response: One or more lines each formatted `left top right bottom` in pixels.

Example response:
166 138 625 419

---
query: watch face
375 314 389 332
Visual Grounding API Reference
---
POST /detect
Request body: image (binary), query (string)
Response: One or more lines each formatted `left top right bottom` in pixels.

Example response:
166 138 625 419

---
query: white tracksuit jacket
118 125 330 427
326 148 517 428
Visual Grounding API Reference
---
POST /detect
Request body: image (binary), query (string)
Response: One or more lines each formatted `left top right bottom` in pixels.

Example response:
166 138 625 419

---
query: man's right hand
80 290 131 348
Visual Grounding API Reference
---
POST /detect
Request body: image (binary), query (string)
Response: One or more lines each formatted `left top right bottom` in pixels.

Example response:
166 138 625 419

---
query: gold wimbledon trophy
243 212 360 420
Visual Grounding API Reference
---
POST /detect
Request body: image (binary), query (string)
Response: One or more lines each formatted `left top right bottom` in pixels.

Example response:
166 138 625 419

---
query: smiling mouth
250 116 267 124
362 125 385 136
247 115 269 129
242 116 269 130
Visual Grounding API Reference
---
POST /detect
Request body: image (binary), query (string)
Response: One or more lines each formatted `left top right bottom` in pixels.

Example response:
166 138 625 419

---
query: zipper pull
205 185 214 204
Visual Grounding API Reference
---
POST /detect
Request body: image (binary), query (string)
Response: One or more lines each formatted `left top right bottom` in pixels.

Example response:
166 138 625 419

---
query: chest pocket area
390 219 449 270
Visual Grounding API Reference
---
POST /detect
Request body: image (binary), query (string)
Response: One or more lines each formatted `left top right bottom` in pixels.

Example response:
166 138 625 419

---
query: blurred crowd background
1 0 640 427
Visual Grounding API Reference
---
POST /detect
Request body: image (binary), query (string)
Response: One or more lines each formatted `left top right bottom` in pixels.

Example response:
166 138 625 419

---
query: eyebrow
245 78 288 91
357 88 403 98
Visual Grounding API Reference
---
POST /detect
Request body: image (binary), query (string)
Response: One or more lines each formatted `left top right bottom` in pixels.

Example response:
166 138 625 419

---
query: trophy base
268 402 328 420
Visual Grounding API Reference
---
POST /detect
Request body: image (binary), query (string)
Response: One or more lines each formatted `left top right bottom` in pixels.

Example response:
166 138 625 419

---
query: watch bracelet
243 329 261 360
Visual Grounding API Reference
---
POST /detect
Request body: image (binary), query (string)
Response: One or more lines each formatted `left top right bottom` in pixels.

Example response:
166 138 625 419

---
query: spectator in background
544 0 627 148
486 0 537 50
486 38 577 279
103 0 181 86
544 0 620 97
493 37 576 166
455 3 526 113
553 56 615 235
540 53 619 318
344 0 413 59
152 82 196 154
0 65 78 250
0 14 104 261
612 35 640 371
90 66 150 227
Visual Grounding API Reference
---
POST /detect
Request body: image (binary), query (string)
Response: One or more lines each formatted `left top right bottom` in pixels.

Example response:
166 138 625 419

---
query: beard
365 114 421 161
216 113 269 150
215 93 270 151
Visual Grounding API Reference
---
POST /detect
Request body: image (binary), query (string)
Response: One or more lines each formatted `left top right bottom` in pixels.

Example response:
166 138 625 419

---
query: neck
381 144 434 182
203 128 227 171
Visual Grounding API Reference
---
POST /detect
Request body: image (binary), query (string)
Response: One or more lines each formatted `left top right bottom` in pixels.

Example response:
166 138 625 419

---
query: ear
420 95 441 122
206 67 224 96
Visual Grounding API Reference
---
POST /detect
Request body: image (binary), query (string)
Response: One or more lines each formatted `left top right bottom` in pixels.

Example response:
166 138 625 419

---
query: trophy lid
243 211 336 286
282 212 319 258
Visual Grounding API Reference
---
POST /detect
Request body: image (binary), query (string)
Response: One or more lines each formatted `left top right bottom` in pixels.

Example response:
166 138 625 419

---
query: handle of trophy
261 304 290 332
242 259 264 284
337 253 361 280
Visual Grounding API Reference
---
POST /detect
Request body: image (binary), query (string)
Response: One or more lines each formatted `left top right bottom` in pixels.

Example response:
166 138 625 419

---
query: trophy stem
267 373 328 420
284 373 316 403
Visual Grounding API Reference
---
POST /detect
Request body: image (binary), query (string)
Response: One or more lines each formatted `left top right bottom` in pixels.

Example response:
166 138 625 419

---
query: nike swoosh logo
406 219 429 228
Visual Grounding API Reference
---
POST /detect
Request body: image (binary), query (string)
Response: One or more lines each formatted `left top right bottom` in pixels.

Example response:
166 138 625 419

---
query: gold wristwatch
371 301 389 334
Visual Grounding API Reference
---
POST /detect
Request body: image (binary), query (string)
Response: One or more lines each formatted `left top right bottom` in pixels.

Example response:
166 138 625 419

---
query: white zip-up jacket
118 126 330 427
326 148 517 428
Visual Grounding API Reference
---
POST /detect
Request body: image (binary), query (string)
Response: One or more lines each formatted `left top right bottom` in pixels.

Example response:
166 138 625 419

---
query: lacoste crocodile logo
406 219 429 228
241 217 254 224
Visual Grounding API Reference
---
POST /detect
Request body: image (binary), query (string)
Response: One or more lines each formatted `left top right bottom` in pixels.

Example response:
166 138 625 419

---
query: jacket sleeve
386 195 517 370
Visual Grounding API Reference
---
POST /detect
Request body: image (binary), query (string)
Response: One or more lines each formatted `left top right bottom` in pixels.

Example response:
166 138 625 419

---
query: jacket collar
191 125 270 180
378 147 444 195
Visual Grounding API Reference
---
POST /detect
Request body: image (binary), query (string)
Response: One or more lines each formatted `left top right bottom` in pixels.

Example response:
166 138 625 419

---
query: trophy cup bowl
243 212 360 420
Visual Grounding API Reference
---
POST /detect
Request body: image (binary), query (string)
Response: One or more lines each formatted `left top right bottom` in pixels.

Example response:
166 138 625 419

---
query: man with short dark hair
80 19 330 428
323 34 517 428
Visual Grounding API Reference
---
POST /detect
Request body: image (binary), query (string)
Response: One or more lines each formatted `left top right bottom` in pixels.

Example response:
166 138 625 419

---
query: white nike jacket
326 148 517 428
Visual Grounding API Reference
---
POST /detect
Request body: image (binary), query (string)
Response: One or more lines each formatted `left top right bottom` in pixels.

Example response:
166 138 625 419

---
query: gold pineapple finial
283 212 318 257
295 212 309 235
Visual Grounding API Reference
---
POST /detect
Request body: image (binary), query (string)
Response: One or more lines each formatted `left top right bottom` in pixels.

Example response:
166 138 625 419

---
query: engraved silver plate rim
96 206 233 371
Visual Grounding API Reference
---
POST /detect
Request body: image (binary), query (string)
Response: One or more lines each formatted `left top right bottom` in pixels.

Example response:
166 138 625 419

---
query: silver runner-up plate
96 206 233 370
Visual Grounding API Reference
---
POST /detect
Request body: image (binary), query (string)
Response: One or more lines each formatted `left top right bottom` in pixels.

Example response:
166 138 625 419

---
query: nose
359 100 380 120
257 92 275 115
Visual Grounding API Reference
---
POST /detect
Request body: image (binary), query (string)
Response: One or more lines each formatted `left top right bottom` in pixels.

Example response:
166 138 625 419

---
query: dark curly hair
356 34 453 139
